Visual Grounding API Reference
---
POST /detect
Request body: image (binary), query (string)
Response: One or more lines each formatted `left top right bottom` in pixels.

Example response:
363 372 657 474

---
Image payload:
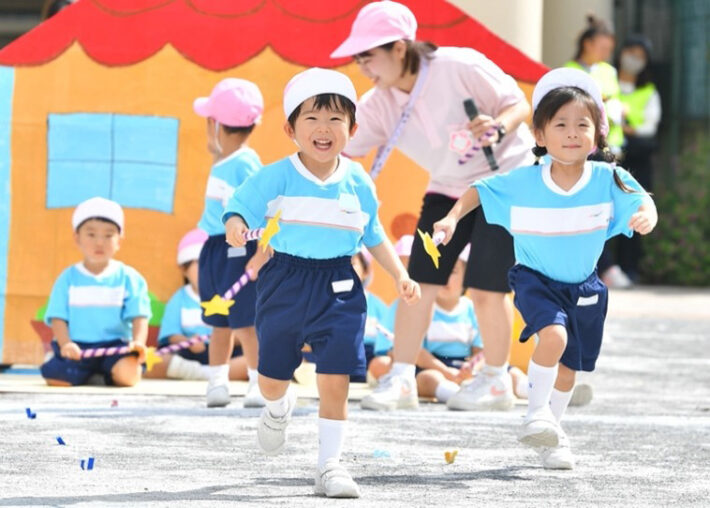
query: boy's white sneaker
257 388 297 455
360 373 418 410
569 383 593 407
243 380 266 408
206 381 230 408
536 432 575 469
518 410 562 448
446 371 515 411
314 459 361 498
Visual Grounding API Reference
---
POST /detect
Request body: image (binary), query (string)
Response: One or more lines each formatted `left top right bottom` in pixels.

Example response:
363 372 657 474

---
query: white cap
283 68 357 119
458 244 471 263
72 197 124 233
532 67 608 136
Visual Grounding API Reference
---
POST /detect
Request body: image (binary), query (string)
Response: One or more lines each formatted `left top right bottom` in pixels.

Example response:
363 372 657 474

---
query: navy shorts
41 339 137 386
174 345 243 365
198 234 257 329
256 252 367 381
349 343 376 383
408 193 515 292
508 265 609 372
416 354 468 375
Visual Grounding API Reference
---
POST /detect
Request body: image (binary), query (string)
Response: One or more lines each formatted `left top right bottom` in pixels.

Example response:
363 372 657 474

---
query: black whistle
463 98 499 171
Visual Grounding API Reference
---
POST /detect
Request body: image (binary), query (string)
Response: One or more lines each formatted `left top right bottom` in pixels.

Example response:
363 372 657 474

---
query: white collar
288 153 347 185
434 297 466 316
214 147 249 168
542 161 592 196
75 259 121 279
184 283 200 303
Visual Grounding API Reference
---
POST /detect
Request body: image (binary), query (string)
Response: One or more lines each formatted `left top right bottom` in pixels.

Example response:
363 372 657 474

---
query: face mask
620 53 646 75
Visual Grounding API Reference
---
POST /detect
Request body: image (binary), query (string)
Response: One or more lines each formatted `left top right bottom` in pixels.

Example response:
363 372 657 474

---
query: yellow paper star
201 294 235 317
444 449 459 464
417 228 442 269
144 347 163 372
259 210 282 251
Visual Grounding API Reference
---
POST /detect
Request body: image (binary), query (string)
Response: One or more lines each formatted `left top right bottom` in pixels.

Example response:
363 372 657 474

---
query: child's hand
59 342 81 361
189 339 206 354
225 215 248 247
629 210 657 235
129 342 146 363
397 277 421 305
433 215 457 246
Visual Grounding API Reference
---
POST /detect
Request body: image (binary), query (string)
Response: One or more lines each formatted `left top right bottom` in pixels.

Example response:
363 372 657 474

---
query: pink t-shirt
346 47 535 198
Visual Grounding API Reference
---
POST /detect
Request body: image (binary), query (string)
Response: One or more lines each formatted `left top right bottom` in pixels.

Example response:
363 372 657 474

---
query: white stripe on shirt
205 175 236 206
265 195 370 233
510 202 613 236
69 286 124 307
427 321 474 344
181 308 206 329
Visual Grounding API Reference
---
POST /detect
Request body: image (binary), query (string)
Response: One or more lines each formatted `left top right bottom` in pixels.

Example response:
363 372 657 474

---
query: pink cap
330 1 417 58
177 229 208 265
394 234 414 257
193 78 264 128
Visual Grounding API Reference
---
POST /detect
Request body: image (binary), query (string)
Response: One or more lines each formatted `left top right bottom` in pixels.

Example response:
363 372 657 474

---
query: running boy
41 197 151 386
223 68 420 498
434 68 657 469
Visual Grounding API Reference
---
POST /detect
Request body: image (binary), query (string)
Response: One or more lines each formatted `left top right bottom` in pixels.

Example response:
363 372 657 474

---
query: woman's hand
433 215 458 246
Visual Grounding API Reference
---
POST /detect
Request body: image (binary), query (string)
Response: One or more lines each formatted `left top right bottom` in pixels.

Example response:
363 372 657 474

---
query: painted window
46 113 179 213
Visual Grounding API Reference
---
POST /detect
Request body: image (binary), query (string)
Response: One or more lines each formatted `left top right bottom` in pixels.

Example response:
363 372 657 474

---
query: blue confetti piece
56 437 66 445
81 457 95 470
373 449 391 458
80 460 85 470
25 408 36 419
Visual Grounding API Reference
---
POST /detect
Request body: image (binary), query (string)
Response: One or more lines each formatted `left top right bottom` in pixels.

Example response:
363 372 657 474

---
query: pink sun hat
394 234 414 257
193 78 264 128
177 229 208 265
330 1 417 58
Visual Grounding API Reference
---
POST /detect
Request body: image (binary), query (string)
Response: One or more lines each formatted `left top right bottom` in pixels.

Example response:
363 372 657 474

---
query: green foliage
148 291 165 327
641 136 710 285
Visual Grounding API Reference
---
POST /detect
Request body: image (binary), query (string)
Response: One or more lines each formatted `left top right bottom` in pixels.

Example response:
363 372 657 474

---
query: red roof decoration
0 0 547 82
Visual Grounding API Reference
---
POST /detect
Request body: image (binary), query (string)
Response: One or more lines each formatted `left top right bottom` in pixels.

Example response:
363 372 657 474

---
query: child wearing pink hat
194 78 271 408
332 1 537 413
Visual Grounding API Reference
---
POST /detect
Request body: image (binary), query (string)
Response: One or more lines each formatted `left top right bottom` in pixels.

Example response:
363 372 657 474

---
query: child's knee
538 325 568 352
111 359 141 387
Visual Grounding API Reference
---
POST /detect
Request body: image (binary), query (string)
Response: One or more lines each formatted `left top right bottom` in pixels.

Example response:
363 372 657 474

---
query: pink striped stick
80 344 132 360
242 228 264 242
457 128 497 165
156 335 209 356
223 270 252 301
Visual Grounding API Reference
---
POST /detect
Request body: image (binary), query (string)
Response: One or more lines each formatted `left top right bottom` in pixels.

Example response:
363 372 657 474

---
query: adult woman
331 1 535 411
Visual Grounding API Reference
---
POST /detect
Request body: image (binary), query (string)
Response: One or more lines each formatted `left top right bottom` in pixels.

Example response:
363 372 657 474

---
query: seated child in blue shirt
223 68 420 498
40 197 151 387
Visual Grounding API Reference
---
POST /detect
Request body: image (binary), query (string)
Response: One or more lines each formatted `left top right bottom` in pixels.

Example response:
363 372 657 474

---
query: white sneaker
206 381 230 408
536 431 575 469
166 355 208 380
518 410 562 448
314 459 361 498
446 371 515 411
243 379 266 408
602 265 633 289
360 373 418 410
257 388 297 455
569 383 593 407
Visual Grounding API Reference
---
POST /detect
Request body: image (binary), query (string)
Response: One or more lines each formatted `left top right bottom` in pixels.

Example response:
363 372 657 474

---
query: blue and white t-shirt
423 297 481 358
363 291 389 349
474 161 649 283
223 154 386 258
158 284 212 347
44 260 152 344
198 147 263 236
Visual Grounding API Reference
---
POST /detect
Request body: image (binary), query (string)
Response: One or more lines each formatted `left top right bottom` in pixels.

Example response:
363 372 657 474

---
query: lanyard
369 58 430 179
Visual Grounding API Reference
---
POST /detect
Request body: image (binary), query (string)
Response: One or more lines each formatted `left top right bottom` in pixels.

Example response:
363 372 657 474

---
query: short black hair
221 124 256 136
76 216 121 233
287 93 356 129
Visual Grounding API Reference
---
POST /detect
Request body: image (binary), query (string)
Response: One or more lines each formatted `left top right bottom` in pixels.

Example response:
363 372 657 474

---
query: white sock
390 362 415 380
248 368 259 384
526 360 558 417
434 380 460 403
265 392 290 418
208 364 229 385
483 363 509 377
318 418 345 470
549 388 574 423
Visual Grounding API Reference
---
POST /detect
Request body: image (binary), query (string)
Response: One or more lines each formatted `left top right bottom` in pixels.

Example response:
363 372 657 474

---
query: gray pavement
1 286 709 507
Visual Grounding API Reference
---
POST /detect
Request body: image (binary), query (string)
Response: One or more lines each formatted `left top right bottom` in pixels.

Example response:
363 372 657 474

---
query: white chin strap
214 121 223 155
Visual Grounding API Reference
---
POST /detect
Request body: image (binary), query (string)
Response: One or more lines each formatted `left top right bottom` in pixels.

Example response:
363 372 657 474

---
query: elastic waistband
513 264 599 288
272 251 352 269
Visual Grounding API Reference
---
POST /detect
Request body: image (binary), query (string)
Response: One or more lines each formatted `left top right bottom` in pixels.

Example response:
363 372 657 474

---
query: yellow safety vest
620 83 656 129
564 60 624 149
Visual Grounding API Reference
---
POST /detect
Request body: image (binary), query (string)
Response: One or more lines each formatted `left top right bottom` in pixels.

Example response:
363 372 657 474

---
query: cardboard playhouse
0 0 547 366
